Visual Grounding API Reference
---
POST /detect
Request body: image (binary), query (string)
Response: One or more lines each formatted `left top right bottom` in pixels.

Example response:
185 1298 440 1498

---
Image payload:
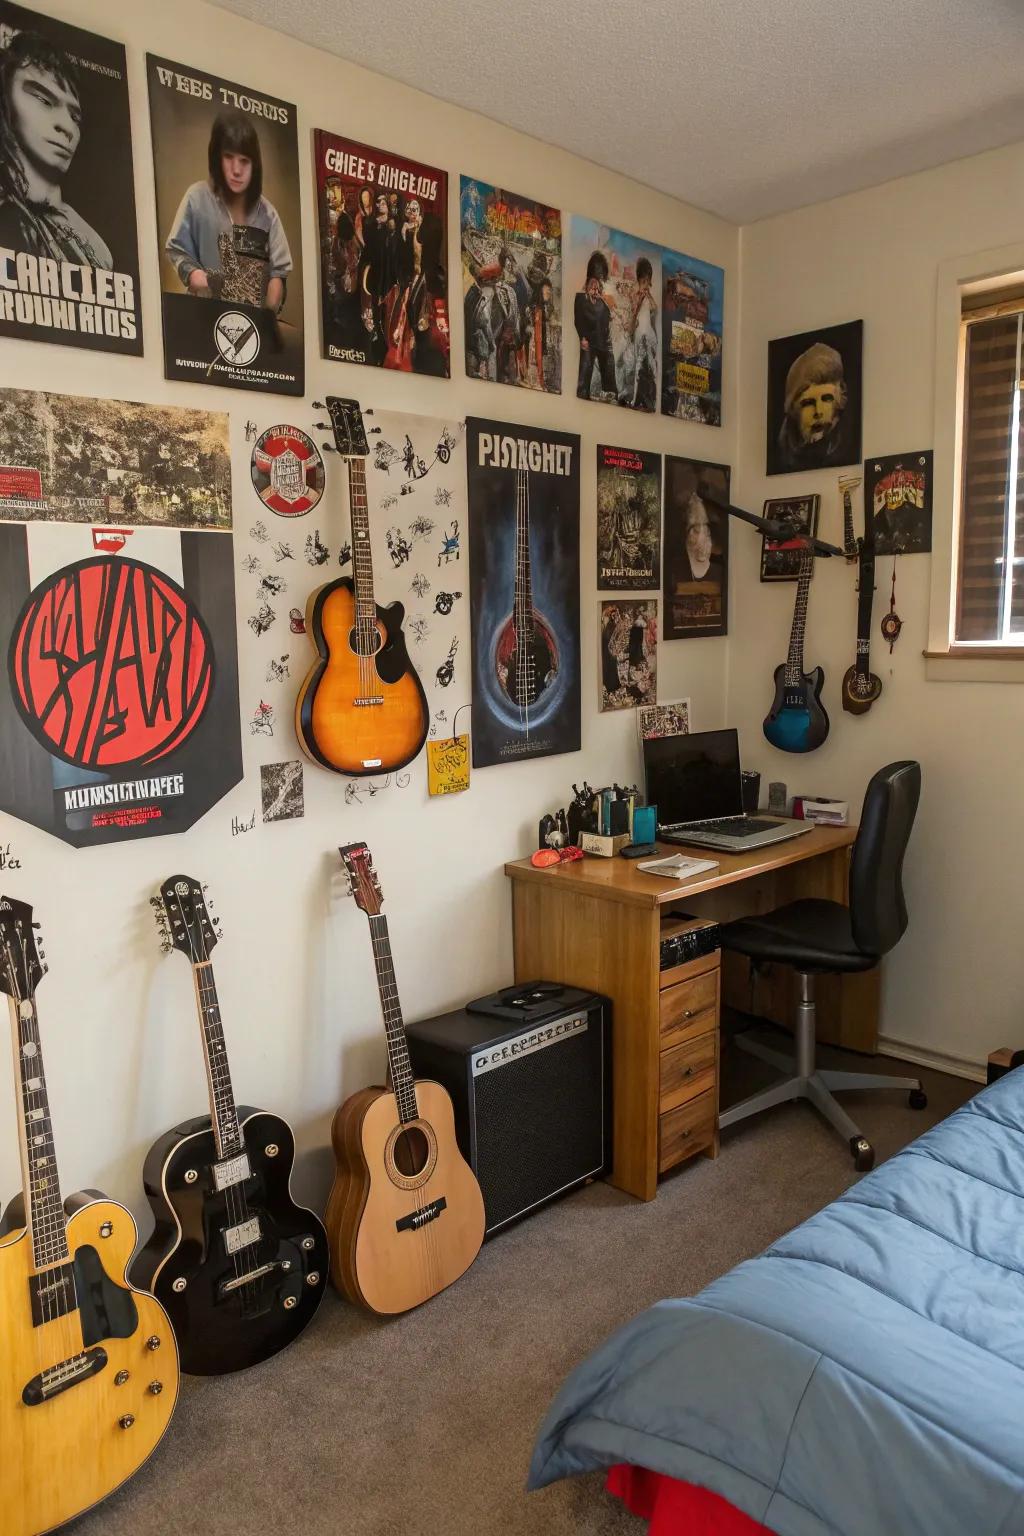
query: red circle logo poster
251 425 325 516
8 556 214 770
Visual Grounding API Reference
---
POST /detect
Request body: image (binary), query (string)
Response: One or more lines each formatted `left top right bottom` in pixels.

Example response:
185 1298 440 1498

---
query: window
956 291 1024 644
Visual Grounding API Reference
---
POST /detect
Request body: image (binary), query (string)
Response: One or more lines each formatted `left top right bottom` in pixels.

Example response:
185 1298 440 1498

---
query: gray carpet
77 1032 974 1535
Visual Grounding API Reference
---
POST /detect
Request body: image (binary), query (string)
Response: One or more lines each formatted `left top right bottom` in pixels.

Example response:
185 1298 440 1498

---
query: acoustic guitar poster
466 417 580 768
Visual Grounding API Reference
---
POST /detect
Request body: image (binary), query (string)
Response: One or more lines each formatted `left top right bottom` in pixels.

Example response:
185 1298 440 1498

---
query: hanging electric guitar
295 397 428 776
326 844 485 1315
839 474 861 563
495 464 559 730
763 550 830 753
841 509 882 715
130 876 328 1375
0 897 178 1536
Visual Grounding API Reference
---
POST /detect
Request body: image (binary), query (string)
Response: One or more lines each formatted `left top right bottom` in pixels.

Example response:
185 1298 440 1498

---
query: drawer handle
684 1066 695 1077
682 1008 694 1019
680 1128 690 1138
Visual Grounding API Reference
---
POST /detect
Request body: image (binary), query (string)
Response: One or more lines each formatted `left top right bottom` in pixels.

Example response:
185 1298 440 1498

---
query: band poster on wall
596 444 660 589
661 249 724 426
460 176 562 393
0 387 242 848
314 129 449 377
467 417 580 768
146 55 303 395
0 2 142 354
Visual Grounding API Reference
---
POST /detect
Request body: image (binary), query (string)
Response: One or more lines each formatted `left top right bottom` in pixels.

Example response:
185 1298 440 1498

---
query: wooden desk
505 826 878 1201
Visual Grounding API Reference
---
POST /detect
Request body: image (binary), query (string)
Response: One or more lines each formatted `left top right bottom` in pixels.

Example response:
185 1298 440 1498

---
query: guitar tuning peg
369 427 382 435
321 442 336 453
41 962 48 974
312 399 324 410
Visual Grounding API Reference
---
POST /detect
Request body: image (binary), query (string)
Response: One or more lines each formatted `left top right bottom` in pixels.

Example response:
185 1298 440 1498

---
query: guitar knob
148 1381 164 1396
146 1336 161 1350
119 1414 136 1430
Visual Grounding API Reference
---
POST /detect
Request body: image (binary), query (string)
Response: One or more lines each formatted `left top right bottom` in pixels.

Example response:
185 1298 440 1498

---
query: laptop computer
642 728 812 852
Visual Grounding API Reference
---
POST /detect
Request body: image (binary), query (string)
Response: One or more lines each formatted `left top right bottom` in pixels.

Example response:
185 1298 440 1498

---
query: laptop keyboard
677 816 782 836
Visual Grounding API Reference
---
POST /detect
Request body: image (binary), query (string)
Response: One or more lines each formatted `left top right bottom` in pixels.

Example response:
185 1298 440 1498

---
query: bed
529 1069 1024 1534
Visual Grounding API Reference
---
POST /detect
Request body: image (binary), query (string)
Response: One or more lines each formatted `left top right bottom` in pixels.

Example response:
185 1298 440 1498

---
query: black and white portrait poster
866 450 933 554
467 418 580 768
0 3 142 353
662 455 730 640
147 56 303 395
0 389 241 848
766 319 862 475
596 443 660 590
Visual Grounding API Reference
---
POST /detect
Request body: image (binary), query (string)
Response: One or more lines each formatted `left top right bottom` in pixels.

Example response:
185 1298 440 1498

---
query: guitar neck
348 459 376 621
8 991 69 1269
192 960 242 1158
854 524 876 674
366 913 418 1123
514 467 533 626
842 489 857 559
784 553 814 683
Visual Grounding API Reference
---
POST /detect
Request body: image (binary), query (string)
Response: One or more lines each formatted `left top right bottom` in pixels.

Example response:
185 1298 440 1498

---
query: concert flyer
596 443 661 589
466 417 580 768
0 2 142 354
314 128 449 376
147 54 303 395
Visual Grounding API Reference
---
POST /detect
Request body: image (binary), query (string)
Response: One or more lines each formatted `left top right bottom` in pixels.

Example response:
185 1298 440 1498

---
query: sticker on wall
261 760 303 822
251 425 325 517
249 700 274 737
0 389 231 530
0 3 143 357
427 734 470 797
599 599 657 711
146 55 304 396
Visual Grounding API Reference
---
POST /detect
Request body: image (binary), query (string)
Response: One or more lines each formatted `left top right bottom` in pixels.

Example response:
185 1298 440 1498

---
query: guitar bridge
396 1196 446 1233
353 696 384 707
23 1347 107 1405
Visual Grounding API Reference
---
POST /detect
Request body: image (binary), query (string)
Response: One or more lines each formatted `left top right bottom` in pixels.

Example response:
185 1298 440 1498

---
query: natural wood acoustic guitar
0 896 178 1535
295 397 428 777
326 843 485 1314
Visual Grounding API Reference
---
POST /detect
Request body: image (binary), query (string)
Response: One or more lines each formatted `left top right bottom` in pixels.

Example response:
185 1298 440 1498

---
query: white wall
0 0 739 1211
730 140 1024 1077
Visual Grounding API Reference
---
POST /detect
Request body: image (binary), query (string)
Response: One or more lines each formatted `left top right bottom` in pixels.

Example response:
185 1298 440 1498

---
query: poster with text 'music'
147 54 303 395
0 1 142 353
0 388 241 849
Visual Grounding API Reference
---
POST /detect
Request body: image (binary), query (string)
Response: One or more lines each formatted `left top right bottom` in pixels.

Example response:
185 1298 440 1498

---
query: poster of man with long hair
147 55 303 394
0 2 142 353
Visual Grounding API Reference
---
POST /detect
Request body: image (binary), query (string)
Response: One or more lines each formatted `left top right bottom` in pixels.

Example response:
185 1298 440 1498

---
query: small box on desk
793 796 849 826
579 831 630 857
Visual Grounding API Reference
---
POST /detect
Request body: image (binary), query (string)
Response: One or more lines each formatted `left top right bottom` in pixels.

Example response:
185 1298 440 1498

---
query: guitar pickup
396 1197 446 1233
223 1216 261 1254
212 1152 251 1191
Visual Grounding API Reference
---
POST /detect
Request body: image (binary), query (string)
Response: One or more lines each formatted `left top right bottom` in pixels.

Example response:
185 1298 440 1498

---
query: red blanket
607 1465 769 1534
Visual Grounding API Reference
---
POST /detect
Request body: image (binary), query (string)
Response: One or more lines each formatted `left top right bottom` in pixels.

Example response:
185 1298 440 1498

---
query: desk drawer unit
656 955 720 1173
660 969 718 1047
658 1090 716 1172
660 1032 717 1112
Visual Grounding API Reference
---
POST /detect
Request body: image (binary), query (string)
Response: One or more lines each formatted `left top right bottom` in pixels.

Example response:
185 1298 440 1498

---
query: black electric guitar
763 550 830 753
841 508 882 715
130 876 328 1375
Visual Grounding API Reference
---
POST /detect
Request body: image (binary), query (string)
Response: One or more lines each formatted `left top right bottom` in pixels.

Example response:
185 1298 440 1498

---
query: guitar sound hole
393 1127 429 1177
349 624 383 659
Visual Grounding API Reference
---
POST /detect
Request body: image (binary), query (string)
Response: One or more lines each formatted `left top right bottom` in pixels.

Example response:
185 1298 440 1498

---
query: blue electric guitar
763 550 829 753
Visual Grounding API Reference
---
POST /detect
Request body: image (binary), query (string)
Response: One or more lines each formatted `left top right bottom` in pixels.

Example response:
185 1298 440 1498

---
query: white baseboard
877 1036 986 1084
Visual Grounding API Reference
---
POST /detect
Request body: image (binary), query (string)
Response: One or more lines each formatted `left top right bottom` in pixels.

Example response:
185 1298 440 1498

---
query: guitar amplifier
404 982 611 1238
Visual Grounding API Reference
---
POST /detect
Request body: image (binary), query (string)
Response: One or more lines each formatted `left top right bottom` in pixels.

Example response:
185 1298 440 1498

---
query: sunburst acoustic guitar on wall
0 896 178 1536
295 397 429 777
326 843 485 1316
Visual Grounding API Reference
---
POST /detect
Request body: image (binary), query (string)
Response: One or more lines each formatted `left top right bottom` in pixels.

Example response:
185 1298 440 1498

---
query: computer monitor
643 728 743 828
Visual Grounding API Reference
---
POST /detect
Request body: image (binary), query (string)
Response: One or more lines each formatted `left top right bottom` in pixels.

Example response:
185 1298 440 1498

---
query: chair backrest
849 761 921 957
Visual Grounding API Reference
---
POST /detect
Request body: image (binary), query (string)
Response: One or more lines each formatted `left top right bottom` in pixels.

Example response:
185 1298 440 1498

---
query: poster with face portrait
662 455 730 639
599 599 657 711
766 319 862 475
146 55 303 395
596 444 660 589
661 249 724 426
314 129 449 377
466 418 580 767
570 217 661 413
0 3 142 354
460 176 561 392
866 450 933 554
0 390 241 848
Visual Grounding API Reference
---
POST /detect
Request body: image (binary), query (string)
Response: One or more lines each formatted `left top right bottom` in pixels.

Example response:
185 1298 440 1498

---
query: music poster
596 444 661 589
466 418 580 768
0 2 142 355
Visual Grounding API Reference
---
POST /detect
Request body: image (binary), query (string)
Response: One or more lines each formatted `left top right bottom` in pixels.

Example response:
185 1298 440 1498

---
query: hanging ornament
880 557 903 653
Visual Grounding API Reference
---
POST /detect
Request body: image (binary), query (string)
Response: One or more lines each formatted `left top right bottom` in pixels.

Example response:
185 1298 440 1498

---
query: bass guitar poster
466 418 580 768
0 2 142 354
146 55 303 395
0 390 241 848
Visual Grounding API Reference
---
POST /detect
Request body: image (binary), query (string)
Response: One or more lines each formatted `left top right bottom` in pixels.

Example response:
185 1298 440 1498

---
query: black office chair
719 761 926 1171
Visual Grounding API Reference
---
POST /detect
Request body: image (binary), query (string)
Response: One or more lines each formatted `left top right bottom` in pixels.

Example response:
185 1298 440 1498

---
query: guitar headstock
339 843 383 916
152 876 222 961
313 397 369 458
0 896 45 1001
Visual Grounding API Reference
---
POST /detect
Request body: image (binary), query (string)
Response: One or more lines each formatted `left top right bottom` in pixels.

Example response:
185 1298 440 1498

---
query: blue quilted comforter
529 1072 1024 1534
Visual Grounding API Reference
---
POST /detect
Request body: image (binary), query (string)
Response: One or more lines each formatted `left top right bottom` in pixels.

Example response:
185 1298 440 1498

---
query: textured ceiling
210 0 1024 224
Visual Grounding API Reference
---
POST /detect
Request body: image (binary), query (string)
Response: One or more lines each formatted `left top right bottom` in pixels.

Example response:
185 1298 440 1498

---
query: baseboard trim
877 1036 986 1084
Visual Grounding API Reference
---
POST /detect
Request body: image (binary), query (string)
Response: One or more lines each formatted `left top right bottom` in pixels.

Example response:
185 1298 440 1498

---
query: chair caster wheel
851 1137 875 1172
908 1088 927 1110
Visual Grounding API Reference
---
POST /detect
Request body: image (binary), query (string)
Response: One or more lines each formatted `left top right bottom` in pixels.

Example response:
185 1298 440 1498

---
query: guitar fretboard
12 992 69 1271
349 459 375 622
367 913 419 1123
193 961 241 1157
784 553 815 686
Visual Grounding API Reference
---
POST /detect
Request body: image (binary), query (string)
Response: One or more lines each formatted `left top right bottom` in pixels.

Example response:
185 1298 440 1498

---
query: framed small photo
760 496 820 581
